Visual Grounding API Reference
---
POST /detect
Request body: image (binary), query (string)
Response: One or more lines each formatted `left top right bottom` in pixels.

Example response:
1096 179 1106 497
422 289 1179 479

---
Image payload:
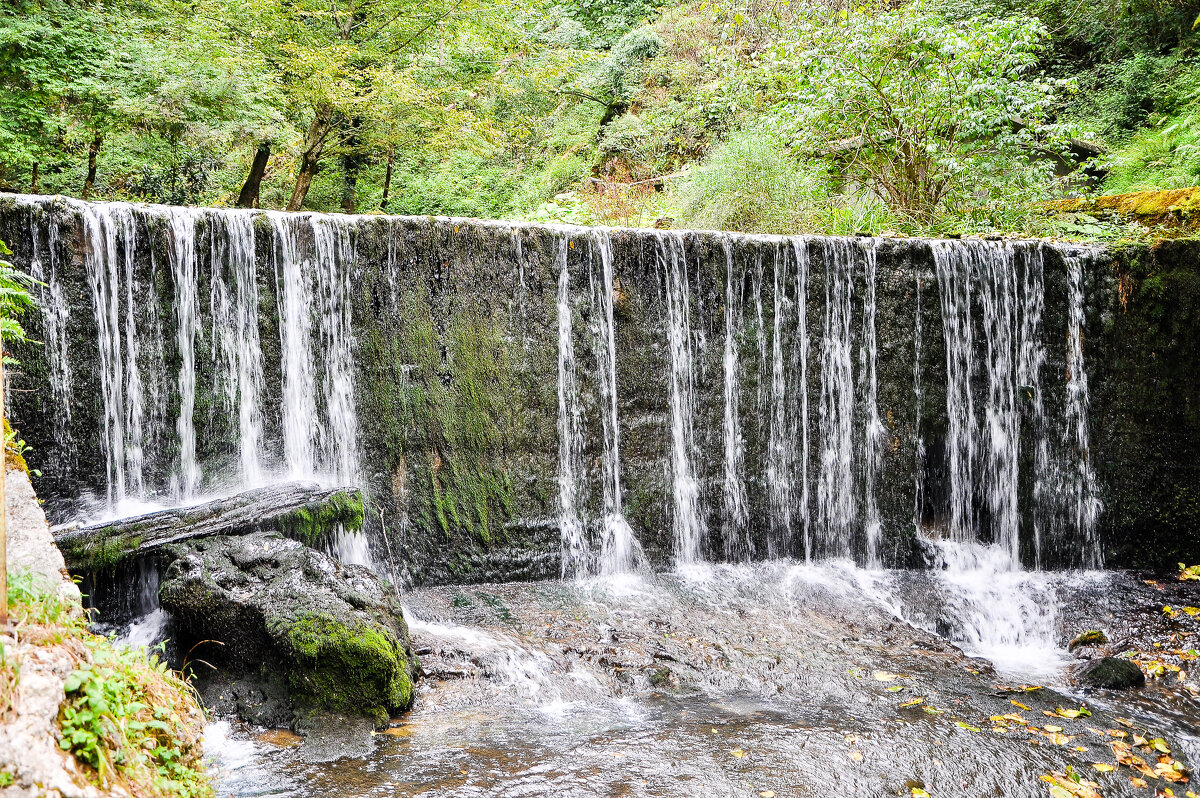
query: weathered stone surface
1075 656 1146 690
0 469 96 798
158 531 418 726
1 194 1198 579
52 482 363 572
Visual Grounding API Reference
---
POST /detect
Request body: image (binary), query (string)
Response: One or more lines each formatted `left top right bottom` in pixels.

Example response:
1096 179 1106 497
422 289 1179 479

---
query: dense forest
1 0 1198 235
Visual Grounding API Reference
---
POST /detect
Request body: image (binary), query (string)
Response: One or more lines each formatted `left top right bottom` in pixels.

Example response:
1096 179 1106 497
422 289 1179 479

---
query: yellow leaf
760 792 775 798
899 698 924 708
1091 763 1114 772
1115 718 1134 727
1012 700 1032 710
912 790 930 798
730 749 746 758
874 671 901 681
1151 738 1171 753
956 721 981 732
1045 725 1064 733
1131 777 1148 787
886 685 905 692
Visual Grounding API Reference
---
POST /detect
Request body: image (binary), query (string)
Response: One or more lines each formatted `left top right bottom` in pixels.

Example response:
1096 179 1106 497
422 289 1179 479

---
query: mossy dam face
1 193 1197 582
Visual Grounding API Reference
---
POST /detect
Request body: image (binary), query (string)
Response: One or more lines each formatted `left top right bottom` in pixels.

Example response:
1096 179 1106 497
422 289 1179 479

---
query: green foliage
4 571 212 798
772 6 1074 226
676 127 888 234
0 240 36 361
1102 66 1200 193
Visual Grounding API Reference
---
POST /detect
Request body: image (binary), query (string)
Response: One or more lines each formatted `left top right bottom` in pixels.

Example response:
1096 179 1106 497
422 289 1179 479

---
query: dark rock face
1076 656 1146 690
158 531 418 726
1 193 1198 582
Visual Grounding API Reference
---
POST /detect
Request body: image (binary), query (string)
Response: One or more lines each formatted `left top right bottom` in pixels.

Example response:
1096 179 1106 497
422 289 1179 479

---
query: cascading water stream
271 213 318 479
310 217 359 483
816 239 856 558
766 242 794 555
557 236 589 577
859 241 883 567
660 231 704 565
1064 252 1103 569
170 210 202 499
721 239 749 560
592 230 640 575
792 238 812 561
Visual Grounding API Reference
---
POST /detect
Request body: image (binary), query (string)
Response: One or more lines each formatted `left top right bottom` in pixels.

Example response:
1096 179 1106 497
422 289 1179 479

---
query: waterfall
934 242 977 543
792 238 812 561
1016 247 1049 568
1064 253 1103 568
208 212 264 486
556 236 589 577
82 204 146 505
912 270 926 536
816 240 856 557
766 243 794 554
660 232 704 565
271 214 317 478
859 241 883 566
591 230 639 575
170 210 201 499
31 214 72 441
721 239 749 560
311 217 359 483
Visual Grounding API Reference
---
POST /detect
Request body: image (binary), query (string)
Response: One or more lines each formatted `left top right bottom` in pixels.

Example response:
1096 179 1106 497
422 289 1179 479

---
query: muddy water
206 558 1199 797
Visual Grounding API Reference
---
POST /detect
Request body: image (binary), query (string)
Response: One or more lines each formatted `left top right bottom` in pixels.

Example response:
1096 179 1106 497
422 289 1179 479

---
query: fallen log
52 482 364 572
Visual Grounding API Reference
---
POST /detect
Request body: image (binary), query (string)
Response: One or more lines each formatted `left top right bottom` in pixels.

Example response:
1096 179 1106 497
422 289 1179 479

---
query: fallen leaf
899 698 925 708
1091 763 1115 772
759 792 775 798
1013 700 1033 710
956 721 982 732
849 750 863 762
887 685 905 692
1116 718 1134 728
911 789 930 798
1151 738 1171 754
844 734 859 745
1131 777 1148 787
874 671 901 682
1046 725 1064 733
730 749 746 758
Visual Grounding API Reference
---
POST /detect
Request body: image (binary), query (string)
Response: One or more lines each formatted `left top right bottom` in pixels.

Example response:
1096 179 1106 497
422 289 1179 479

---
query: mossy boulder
159 531 417 727
1075 656 1146 690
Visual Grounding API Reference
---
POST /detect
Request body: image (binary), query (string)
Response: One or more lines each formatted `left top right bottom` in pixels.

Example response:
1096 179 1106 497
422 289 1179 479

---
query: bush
674 127 882 235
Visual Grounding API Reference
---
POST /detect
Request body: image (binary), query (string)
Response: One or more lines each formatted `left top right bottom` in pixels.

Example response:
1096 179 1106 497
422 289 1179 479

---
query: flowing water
6 196 1171 796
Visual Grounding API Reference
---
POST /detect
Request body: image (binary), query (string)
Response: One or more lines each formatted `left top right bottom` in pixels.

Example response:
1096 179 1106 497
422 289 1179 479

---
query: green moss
358 280 518 547
283 611 414 726
280 490 365 546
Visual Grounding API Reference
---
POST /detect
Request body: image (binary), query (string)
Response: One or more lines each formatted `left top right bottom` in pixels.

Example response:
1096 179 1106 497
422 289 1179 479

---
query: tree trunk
83 133 103 200
380 146 395 211
53 482 363 572
339 118 364 214
29 162 39 194
236 143 271 208
287 106 335 212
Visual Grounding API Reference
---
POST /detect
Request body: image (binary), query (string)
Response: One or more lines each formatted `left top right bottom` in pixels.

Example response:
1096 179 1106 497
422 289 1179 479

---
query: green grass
5 570 213 798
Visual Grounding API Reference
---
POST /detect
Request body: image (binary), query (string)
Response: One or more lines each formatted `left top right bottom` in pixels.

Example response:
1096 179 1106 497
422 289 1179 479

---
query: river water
201 552 1200 798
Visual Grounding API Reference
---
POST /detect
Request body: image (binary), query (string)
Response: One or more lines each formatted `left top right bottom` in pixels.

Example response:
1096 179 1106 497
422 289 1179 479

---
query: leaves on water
1012 700 1033 710
1054 706 1091 719
886 685 906 692
1091 763 1114 772
730 749 746 758
899 698 925 708
1179 563 1200 582
955 721 981 732
874 671 903 682
759 791 775 797
1040 771 1102 798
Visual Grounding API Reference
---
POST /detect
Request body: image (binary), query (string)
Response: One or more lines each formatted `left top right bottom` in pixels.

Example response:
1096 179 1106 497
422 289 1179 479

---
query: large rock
1075 656 1146 690
158 531 418 726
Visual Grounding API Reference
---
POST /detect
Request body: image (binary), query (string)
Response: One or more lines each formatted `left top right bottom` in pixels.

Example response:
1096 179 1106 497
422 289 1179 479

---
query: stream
196 552 1199 798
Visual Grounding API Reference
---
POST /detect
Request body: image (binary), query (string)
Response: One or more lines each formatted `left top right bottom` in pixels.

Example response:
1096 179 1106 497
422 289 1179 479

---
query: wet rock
159 531 419 727
1075 656 1145 689
1068 629 1108 651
